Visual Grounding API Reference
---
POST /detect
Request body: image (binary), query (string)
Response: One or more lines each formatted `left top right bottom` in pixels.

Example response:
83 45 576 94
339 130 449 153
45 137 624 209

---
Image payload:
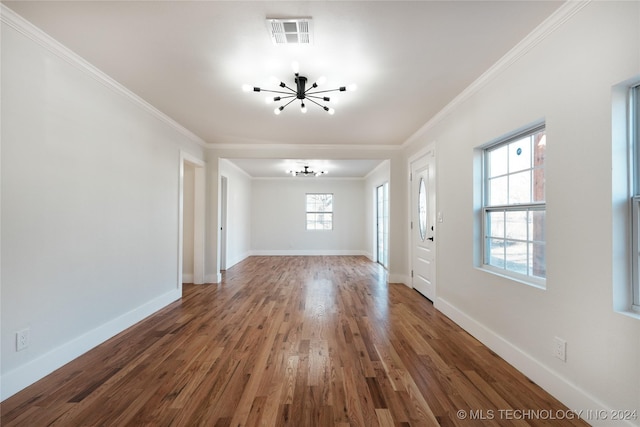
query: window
306 193 333 230
482 124 546 285
376 183 389 267
631 84 640 308
418 178 428 241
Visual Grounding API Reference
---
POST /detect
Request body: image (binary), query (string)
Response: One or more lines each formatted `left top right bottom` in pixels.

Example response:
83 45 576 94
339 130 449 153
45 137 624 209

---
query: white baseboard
225 252 251 270
0 289 181 401
435 297 635 427
249 250 369 256
388 274 411 286
182 273 194 283
363 251 374 262
205 273 222 284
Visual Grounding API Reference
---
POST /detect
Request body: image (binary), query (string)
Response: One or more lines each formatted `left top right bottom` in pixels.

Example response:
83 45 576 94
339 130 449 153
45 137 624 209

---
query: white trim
364 159 390 181
0 4 206 147
363 251 375 262
402 0 590 149
208 141 401 151
225 252 252 270
220 158 252 179
182 273 194 284
250 250 368 257
388 274 411 286
631 84 640 310
0 289 181 401
205 273 222 284
178 152 206 291
435 297 636 427
408 144 436 165
181 152 206 168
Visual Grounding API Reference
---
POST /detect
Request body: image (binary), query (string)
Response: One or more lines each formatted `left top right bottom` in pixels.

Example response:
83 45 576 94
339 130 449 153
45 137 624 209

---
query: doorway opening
179 152 205 292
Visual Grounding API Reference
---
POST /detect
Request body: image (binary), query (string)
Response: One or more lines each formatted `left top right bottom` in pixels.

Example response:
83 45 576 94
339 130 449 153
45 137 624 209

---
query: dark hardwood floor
1 256 586 426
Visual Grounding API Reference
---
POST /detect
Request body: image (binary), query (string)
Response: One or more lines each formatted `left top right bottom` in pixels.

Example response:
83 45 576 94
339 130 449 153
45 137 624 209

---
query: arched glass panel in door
418 177 427 241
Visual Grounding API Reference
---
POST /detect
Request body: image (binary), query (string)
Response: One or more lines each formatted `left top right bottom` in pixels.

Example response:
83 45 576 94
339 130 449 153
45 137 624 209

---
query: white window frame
631 84 640 310
305 193 333 231
481 123 546 288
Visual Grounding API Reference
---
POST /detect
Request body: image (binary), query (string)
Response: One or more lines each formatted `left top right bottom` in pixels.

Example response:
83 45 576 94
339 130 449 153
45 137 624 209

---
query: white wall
405 2 640 424
1 12 204 399
220 159 252 268
251 178 366 255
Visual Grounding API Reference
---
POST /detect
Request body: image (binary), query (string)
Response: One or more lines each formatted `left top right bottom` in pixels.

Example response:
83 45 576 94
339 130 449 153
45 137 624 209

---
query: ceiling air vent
266 18 313 45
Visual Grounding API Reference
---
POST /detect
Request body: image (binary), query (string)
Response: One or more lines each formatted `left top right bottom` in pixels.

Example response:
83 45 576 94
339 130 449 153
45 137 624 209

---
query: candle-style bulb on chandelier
242 62 356 115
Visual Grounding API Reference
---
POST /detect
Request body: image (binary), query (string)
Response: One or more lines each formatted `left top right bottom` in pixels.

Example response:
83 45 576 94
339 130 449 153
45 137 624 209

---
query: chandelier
288 166 327 177
242 62 356 115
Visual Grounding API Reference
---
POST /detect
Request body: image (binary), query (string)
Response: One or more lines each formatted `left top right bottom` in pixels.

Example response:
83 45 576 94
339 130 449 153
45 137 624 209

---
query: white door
411 152 436 300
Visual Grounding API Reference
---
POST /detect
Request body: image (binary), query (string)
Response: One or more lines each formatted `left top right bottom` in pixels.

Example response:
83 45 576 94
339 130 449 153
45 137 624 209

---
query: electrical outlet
16 328 30 352
553 336 566 362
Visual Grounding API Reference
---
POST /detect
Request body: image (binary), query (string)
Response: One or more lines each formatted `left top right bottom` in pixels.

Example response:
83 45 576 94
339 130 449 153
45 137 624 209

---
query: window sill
615 307 640 321
476 265 546 290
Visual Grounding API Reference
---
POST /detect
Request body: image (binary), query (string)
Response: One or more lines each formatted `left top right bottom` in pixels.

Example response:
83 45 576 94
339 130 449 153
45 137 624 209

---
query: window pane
306 194 333 212
533 166 545 202
533 132 546 165
418 178 427 241
321 213 333 229
306 198 315 211
306 213 317 230
487 211 504 238
306 213 333 230
488 176 508 206
530 210 546 243
505 240 527 275
505 211 527 240
488 239 505 269
533 130 546 202
508 137 531 173
322 195 333 212
508 171 531 204
530 242 546 278
488 145 508 177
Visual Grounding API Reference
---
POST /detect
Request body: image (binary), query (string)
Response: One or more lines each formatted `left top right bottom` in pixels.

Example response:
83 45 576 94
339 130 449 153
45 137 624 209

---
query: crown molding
363 159 390 181
207 142 401 152
0 4 207 147
219 158 253 179
401 0 591 149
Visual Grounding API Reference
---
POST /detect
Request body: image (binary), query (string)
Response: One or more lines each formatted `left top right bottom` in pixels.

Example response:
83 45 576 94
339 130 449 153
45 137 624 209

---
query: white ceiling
4 0 564 177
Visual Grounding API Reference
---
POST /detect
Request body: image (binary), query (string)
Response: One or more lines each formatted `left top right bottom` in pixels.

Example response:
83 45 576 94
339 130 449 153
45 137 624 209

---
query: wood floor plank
1 256 588 426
